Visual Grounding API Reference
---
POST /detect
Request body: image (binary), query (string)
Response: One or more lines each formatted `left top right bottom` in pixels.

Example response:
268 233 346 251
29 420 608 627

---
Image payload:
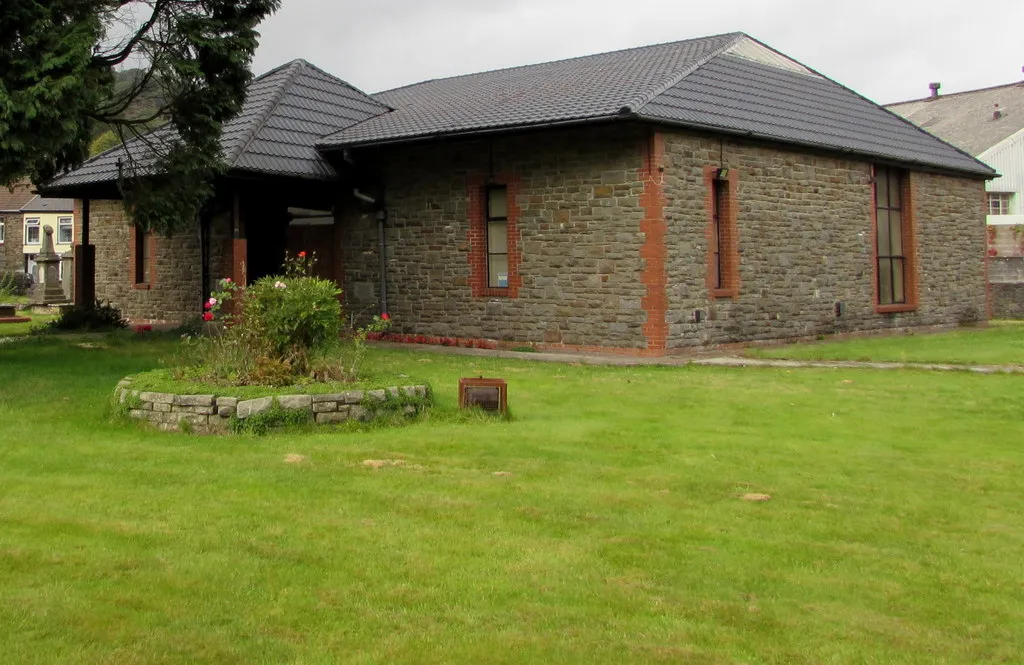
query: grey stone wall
992 283 1024 319
117 379 430 434
1 213 24 275
342 125 651 349
661 132 988 347
87 199 231 323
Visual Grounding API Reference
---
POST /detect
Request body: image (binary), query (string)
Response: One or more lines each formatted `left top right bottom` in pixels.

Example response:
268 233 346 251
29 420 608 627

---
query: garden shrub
176 251 389 387
0 271 32 299
45 299 128 332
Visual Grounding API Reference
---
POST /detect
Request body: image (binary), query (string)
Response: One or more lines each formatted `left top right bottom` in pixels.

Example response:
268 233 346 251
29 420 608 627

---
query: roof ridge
225 60 306 167
372 31 746 97
886 80 1024 107
625 32 745 114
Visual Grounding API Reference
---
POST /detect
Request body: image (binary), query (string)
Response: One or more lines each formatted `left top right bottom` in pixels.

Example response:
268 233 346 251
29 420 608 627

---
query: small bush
243 273 342 371
0 271 32 299
44 300 128 332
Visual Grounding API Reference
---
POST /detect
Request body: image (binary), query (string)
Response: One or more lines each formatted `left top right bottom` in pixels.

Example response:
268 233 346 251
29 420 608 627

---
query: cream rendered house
21 196 75 282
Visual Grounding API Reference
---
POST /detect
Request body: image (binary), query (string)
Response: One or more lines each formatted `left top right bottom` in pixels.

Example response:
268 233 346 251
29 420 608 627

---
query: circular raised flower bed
115 378 431 435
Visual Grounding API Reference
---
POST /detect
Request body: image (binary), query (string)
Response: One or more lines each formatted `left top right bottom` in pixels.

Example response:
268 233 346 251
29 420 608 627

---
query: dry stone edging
116 379 430 434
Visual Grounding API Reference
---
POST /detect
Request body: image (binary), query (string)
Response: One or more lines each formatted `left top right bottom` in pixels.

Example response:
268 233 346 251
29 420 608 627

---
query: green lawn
746 320 1024 366
1 334 1023 663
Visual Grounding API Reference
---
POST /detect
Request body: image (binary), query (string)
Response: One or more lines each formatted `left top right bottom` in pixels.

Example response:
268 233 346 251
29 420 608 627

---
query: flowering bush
176 253 343 386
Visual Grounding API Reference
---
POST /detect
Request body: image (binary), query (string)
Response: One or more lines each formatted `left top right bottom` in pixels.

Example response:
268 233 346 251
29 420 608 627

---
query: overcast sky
251 0 1023 105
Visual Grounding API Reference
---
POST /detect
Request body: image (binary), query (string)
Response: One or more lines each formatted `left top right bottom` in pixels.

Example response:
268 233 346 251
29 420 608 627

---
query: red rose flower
381 313 390 321
298 251 306 258
203 312 214 322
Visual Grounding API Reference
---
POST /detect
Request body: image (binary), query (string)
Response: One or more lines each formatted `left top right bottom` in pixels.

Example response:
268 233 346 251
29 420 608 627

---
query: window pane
877 210 891 256
489 254 508 288
888 171 902 209
59 219 73 244
889 210 903 256
875 170 889 208
487 187 508 219
488 220 507 254
892 258 906 304
878 259 893 305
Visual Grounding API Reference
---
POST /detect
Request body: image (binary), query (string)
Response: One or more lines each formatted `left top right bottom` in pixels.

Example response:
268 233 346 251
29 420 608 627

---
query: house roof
45 59 390 191
0 179 36 213
885 82 1024 156
20 196 74 213
320 33 992 177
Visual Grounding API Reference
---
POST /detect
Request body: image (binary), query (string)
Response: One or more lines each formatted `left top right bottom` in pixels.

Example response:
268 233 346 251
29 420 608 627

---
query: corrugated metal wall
982 129 1024 217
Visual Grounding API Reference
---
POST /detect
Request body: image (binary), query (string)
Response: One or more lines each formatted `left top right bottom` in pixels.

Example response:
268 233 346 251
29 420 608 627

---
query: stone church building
45 33 994 355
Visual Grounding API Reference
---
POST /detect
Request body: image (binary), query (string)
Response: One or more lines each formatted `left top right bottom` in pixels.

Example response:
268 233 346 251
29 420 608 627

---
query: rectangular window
988 192 1012 216
486 186 509 288
875 167 909 306
25 217 40 245
0 216 5 243
134 227 151 285
58 216 73 244
706 168 739 298
711 178 728 290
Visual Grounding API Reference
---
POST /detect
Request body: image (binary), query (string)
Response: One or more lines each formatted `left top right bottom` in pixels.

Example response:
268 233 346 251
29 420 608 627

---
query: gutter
319 111 995 181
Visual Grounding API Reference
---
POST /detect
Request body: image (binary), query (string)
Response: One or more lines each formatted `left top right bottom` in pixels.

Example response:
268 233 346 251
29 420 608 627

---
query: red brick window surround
873 167 917 312
467 176 520 298
131 226 156 290
704 166 740 298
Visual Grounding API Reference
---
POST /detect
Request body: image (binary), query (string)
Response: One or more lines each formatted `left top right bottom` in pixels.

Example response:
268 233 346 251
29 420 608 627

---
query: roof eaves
625 32 746 115
319 112 631 151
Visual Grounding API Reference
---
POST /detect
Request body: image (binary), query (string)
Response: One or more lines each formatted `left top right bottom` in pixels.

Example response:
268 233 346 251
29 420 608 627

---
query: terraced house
44 32 994 354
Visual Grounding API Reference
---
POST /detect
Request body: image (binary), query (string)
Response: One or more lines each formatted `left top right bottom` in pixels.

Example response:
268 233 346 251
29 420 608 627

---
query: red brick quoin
467 174 521 298
639 131 668 355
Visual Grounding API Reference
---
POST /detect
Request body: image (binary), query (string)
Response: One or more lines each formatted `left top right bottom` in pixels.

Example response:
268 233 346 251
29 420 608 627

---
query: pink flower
203 312 214 322
381 313 390 321
223 277 232 284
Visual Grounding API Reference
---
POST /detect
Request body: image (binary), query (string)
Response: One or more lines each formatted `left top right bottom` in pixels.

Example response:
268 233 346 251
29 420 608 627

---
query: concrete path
373 342 1024 375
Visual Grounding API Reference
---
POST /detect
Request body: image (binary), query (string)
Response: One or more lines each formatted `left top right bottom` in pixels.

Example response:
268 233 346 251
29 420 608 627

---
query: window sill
709 288 740 300
478 287 512 298
876 303 917 314
132 283 152 291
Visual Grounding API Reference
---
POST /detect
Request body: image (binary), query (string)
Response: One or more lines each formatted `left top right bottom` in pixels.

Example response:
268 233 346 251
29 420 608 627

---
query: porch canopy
40 59 391 305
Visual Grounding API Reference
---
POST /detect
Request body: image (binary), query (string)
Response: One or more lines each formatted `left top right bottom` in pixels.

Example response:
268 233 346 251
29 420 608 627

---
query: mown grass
1 334 1023 663
746 320 1024 366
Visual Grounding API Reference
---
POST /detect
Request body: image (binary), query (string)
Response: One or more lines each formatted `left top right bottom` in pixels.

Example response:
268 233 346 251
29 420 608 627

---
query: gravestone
30 226 69 305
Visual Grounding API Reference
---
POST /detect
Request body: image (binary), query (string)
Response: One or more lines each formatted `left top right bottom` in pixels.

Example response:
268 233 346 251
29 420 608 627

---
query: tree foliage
0 0 281 234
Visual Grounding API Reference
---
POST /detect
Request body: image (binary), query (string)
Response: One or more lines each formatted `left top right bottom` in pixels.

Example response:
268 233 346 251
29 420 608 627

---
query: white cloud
253 0 1024 103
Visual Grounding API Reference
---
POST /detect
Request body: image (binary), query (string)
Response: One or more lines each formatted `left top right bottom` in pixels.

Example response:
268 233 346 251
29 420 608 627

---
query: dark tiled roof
885 82 1024 156
639 54 991 175
320 33 740 148
46 60 390 191
0 179 36 212
20 196 74 213
320 34 993 177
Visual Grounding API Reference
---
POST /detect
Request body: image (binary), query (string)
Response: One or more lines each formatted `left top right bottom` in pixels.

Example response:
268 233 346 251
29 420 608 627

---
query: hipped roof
45 32 995 196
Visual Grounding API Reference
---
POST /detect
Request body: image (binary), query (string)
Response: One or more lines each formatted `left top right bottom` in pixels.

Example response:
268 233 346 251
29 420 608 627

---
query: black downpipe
199 212 210 309
377 208 388 316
